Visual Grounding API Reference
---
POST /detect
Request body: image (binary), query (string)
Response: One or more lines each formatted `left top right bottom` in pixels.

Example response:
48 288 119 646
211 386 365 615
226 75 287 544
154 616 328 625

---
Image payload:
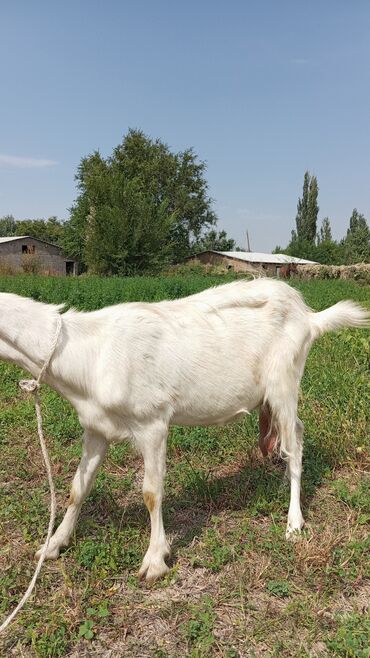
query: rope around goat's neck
0 315 62 634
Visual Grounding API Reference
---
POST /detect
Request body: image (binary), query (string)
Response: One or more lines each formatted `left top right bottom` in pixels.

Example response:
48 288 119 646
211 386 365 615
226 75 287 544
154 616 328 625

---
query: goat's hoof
285 525 303 542
138 558 170 583
35 544 60 560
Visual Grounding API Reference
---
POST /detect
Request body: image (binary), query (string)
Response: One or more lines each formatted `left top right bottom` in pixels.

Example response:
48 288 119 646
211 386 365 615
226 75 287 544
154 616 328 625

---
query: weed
78 619 94 640
180 596 216 656
325 613 370 658
266 579 292 598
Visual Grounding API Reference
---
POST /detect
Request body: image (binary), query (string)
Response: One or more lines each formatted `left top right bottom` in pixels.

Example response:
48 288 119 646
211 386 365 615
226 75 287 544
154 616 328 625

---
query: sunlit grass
0 275 369 656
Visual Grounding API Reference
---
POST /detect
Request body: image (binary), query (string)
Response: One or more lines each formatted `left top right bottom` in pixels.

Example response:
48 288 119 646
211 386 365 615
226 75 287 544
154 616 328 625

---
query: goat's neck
0 293 61 379
46 313 96 399
0 294 99 407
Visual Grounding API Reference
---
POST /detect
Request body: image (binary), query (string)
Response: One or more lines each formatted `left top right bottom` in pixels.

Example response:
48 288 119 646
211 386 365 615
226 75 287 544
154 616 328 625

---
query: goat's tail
310 300 370 339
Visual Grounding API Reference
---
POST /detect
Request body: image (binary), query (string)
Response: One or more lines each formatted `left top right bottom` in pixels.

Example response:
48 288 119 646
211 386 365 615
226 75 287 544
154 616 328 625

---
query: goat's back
90 279 311 427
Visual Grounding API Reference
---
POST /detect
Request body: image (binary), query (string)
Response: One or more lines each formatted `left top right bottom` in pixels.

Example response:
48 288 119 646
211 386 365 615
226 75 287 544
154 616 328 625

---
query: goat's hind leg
265 343 306 539
265 387 304 539
285 417 304 540
35 433 107 559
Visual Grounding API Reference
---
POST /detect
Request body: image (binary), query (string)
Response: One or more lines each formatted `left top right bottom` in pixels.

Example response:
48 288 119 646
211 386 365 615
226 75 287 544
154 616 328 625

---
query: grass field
0 274 369 657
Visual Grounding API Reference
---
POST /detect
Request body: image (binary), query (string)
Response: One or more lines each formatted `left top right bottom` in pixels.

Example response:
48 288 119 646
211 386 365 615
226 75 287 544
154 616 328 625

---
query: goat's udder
259 405 278 456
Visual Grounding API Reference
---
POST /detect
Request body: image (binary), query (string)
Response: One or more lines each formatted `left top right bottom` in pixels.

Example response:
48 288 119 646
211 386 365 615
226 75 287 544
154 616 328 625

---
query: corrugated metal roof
0 235 67 252
0 236 28 244
217 251 318 265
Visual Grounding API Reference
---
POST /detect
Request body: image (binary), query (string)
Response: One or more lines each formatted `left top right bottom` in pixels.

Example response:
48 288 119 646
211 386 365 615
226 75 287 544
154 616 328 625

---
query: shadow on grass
77 434 330 564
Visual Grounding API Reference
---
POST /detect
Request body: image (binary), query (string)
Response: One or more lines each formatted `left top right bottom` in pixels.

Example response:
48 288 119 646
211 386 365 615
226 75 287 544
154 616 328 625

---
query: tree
276 177 370 265
307 175 319 240
194 229 236 252
312 217 344 263
318 217 332 243
0 214 17 236
16 216 65 245
283 232 318 261
63 129 217 272
84 180 175 275
342 209 370 263
295 171 319 242
295 172 309 240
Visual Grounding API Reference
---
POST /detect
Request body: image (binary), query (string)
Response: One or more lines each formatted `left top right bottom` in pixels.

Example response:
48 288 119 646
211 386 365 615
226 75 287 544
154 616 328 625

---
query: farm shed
0 236 78 276
186 250 318 277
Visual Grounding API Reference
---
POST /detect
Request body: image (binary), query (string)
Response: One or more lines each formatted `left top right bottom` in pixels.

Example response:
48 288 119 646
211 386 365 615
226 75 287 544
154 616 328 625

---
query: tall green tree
84 179 175 275
295 171 319 242
62 152 109 269
63 129 217 272
0 214 17 236
342 209 370 263
318 217 332 243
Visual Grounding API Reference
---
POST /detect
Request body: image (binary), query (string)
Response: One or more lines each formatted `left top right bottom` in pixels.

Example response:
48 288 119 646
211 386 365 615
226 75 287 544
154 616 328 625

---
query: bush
21 253 42 275
0 259 16 275
294 264 370 284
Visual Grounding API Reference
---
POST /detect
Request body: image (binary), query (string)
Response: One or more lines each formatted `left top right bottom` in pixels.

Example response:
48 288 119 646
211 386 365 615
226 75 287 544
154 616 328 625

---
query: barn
187 250 318 277
0 236 78 276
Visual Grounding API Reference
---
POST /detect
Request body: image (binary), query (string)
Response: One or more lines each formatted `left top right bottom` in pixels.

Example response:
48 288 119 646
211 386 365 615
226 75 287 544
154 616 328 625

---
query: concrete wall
0 238 77 275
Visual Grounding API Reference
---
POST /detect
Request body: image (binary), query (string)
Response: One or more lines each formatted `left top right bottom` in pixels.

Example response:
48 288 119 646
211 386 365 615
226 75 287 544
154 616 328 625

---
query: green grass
0 274 369 657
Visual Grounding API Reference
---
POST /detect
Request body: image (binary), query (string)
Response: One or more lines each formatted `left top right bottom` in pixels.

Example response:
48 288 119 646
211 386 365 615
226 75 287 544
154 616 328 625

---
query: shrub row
293 263 370 284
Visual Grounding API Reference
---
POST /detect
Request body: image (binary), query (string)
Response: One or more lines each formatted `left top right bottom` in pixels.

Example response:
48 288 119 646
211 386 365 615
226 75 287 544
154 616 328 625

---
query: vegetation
0 274 369 657
0 215 65 247
294 263 370 285
275 172 370 265
343 209 370 264
193 229 236 253
0 130 236 272
62 129 222 274
0 215 17 237
294 171 319 243
2 158 370 272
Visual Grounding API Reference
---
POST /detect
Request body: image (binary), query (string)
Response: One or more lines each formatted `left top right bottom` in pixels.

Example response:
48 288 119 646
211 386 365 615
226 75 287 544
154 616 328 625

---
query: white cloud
0 154 58 169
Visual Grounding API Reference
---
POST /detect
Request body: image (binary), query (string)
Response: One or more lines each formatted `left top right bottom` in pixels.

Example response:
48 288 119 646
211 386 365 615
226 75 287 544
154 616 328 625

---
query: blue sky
1 1 369 251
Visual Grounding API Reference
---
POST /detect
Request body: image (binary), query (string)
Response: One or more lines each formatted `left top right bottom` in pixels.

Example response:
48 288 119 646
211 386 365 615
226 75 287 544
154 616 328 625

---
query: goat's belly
171 407 252 427
171 391 261 427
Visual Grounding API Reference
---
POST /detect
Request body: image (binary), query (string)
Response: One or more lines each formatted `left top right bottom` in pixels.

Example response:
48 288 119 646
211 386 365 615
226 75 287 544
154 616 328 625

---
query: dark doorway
22 245 35 254
66 261 75 275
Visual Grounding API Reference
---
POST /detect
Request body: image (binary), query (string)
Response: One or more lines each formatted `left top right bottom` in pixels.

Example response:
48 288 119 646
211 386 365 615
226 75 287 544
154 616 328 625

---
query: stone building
0 236 78 275
186 250 317 277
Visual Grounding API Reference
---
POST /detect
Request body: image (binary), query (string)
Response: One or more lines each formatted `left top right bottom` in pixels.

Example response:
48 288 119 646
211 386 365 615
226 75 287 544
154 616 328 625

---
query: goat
0 279 368 581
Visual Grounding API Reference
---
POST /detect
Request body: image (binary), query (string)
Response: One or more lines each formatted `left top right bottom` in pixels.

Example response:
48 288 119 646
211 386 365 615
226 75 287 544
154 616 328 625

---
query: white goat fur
0 279 368 581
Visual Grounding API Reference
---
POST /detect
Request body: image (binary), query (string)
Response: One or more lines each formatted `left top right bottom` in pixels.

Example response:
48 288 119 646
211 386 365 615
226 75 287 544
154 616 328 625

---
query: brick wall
0 238 77 275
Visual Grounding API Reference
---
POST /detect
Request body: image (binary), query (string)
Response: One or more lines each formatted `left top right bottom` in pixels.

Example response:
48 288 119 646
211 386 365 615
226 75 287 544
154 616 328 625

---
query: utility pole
246 230 251 252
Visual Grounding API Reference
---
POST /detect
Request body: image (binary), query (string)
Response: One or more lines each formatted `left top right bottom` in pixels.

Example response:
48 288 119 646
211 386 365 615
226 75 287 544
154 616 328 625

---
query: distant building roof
0 235 62 250
218 251 318 265
0 235 29 244
190 250 318 265
0 235 78 262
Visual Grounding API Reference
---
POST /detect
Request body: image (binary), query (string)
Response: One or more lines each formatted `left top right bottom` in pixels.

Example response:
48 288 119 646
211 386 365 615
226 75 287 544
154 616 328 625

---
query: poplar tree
343 209 370 263
295 171 319 242
318 217 332 243
0 214 17 236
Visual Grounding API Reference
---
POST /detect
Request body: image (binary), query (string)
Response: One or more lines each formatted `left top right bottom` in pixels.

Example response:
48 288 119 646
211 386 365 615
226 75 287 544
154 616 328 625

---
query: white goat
0 279 368 581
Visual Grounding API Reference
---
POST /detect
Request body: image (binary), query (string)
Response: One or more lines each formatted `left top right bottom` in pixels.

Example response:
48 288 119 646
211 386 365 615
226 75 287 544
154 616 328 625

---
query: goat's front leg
135 422 170 582
35 432 107 559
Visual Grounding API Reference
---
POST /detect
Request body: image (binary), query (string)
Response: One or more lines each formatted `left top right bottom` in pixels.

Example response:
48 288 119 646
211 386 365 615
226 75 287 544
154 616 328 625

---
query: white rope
0 315 62 634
